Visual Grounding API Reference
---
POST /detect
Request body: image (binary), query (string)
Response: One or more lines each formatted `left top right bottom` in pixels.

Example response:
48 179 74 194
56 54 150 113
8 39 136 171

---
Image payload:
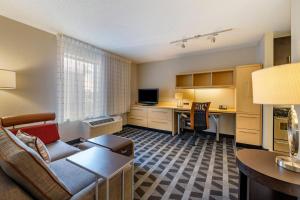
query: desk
128 103 236 139
175 107 236 141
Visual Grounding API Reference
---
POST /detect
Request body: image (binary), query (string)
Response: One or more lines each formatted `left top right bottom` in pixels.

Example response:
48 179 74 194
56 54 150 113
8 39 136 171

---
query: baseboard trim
202 131 235 139
124 125 234 138
236 142 264 149
124 124 172 134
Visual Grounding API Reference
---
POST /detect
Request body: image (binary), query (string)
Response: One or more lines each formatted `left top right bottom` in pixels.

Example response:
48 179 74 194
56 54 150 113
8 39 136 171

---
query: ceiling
0 0 291 64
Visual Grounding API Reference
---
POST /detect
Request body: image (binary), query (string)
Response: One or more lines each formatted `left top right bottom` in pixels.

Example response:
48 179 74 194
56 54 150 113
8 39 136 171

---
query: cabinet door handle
130 118 142 121
152 120 167 124
239 115 258 118
152 110 167 114
275 141 288 145
132 109 143 112
239 131 257 134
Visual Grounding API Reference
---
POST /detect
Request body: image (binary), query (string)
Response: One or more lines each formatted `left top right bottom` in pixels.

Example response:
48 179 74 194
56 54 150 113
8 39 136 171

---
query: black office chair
180 102 211 145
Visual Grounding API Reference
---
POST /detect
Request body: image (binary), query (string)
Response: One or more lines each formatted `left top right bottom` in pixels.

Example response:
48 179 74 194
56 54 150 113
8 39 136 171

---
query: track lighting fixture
170 28 232 48
211 36 216 43
208 35 217 43
181 42 186 48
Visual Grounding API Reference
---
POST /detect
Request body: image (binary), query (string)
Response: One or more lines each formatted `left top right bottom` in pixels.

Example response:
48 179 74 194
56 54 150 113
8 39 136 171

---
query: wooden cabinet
236 65 261 114
236 114 261 131
127 106 173 132
176 74 193 88
274 140 289 154
236 64 262 146
148 108 172 121
211 70 235 86
127 106 148 127
274 36 291 66
193 73 211 87
176 68 235 89
148 108 172 131
236 129 261 146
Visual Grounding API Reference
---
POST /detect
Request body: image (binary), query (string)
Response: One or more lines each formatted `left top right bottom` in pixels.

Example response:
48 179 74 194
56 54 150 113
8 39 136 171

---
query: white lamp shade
252 63 300 105
0 70 16 89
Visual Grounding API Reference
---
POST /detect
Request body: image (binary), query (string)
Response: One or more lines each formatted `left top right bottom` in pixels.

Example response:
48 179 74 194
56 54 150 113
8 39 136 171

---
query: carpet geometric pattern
115 126 239 200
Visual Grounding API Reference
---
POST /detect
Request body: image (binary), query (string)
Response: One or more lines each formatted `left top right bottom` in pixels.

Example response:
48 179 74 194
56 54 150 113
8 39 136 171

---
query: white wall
258 33 274 150
0 16 82 141
137 45 259 135
0 16 134 141
291 0 300 120
0 16 57 115
291 0 300 63
138 45 258 98
131 63 138 104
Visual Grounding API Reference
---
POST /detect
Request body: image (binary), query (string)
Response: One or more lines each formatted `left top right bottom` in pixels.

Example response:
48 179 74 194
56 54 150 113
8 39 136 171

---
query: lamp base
276 155 300 172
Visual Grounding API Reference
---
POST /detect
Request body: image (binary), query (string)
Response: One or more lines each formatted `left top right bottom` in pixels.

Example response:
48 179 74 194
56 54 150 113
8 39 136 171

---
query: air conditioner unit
82 115 123 138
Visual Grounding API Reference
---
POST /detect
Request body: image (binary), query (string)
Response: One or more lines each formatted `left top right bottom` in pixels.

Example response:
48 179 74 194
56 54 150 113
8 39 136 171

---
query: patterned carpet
116 126 239 200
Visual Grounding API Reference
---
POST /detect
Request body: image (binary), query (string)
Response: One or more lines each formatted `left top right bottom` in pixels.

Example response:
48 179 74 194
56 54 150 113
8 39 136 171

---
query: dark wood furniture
236 149 300 200
88 135 134 158
274 36 291 66
0 112 56 127
67 147 133 200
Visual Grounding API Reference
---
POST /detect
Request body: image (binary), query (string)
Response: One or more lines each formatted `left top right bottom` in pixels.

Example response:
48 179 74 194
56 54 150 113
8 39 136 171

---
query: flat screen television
138 89 159 105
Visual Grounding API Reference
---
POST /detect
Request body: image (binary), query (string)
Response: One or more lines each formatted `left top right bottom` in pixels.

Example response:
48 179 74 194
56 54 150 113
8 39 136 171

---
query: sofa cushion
50 158 100 195
76 141 97 151
0 169 33 200
46 140 80 161
16 130 51 163
11 123 60 144
0 128 72 200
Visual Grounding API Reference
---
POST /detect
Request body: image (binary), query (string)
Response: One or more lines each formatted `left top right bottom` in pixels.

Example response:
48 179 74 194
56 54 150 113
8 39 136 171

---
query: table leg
239 171 247 200
95 176 99 200
211 114 220 142
131 162 134 200
106 179 109 200
177 112 181 136
216 115 220 142
122 170 124 200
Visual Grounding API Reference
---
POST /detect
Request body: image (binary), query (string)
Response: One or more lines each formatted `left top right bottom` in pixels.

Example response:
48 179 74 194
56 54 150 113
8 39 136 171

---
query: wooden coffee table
67 147 133 200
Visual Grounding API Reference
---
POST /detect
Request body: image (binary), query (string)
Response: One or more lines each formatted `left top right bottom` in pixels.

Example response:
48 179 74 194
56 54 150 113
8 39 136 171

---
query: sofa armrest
0 168 33 200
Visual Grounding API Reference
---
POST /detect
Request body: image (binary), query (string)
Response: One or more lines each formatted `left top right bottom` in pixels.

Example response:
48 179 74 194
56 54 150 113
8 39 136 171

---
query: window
57 35 131 122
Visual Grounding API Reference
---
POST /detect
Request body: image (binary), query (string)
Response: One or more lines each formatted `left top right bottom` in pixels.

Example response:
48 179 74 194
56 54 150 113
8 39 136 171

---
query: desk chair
180 102 211 145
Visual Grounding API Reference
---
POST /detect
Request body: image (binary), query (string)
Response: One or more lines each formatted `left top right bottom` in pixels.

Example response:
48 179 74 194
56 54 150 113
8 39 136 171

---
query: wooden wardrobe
235 64 262 146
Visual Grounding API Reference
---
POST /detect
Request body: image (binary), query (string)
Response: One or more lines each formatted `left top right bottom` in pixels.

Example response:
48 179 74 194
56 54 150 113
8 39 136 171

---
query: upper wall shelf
176 68 235 89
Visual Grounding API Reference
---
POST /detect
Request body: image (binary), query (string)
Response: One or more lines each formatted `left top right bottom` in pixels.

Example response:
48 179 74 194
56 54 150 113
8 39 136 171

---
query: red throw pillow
10 123 60 144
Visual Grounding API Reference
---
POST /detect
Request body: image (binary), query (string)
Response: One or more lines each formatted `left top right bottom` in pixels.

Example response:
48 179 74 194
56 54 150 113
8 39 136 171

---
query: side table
67 147 133 200
236 149 300 200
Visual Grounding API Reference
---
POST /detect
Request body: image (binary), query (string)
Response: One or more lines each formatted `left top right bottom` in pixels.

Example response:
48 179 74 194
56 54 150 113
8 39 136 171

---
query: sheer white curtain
57 35 131 122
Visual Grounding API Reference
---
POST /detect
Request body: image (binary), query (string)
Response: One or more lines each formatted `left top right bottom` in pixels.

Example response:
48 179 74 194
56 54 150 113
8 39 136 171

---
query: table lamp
175 92 183 107
252 62 300 172
0 69 16 89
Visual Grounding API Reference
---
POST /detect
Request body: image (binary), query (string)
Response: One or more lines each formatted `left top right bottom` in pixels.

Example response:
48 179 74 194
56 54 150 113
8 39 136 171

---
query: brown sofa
0 113 133 200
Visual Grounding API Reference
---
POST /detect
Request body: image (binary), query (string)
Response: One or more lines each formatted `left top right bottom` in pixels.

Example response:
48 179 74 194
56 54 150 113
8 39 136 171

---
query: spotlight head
211 36 216 43
181 43 186 48
207 35 216 43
